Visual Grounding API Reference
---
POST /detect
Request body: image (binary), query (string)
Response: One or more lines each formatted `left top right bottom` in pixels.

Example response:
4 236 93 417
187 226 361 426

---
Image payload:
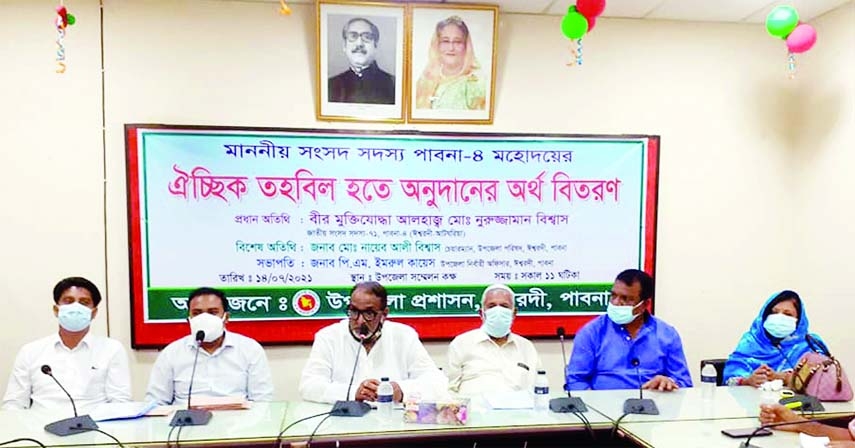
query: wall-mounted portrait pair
316 1 498 124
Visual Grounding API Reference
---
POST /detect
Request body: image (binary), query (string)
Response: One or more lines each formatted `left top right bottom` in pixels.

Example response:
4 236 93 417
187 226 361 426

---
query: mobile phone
721 427 773 438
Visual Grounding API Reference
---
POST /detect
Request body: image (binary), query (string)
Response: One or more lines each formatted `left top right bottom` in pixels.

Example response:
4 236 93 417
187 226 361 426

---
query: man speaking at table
299 282 446 404
565 269 692 391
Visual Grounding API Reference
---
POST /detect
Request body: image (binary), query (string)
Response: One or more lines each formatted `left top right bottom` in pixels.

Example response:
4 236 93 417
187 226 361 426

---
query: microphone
330 324 371 417
169 330 212 427
41 364 99 436
735 414 841 448
622 358 659 415
774 343 824 412
549 327 588 413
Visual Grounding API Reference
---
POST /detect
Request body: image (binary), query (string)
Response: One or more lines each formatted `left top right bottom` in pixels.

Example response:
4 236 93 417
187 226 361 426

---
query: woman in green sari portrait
415 16 486 111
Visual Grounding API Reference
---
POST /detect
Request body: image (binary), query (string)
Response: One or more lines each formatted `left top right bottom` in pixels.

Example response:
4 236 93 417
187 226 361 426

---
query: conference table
0 387 852 447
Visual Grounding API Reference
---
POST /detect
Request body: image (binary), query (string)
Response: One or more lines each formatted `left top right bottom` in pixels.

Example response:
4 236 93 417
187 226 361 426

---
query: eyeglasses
610 293 642 306
346 307 379 322
345 32 376 43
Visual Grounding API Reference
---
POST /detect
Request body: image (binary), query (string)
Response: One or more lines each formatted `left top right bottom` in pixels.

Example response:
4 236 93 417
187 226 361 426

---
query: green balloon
567 5 577 15
561 11 589 40
67 14 76 25
765 6 798 38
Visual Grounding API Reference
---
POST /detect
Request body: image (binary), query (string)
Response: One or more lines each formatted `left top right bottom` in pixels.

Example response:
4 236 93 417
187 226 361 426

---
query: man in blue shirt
565 269 692 391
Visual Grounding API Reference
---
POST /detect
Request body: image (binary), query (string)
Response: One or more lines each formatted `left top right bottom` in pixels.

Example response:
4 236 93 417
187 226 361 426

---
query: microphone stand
330 325 372 417
41 365 99 436
170 331 213 427
622 359 659 415
549 327 588 413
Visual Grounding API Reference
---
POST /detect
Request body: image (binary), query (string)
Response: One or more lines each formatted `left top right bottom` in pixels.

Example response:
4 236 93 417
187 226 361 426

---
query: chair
700 358 727 386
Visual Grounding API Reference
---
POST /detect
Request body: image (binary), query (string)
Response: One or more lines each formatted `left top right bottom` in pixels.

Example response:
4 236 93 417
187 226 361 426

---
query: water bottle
534 370 549 411
377 377 394 417
701 363 717 401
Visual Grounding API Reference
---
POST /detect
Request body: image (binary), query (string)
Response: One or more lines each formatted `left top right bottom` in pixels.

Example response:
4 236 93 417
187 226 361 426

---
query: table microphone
169 330 213 427
41 365 100 436
622 358 659 415
737 415 841 448
330 324 372 417
549 327 588 413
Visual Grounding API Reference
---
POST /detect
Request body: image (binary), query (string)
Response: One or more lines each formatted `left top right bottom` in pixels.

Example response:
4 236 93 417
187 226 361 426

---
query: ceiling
275 0 853 23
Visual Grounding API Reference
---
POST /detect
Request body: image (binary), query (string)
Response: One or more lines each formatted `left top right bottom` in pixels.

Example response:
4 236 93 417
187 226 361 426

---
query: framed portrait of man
317 0 406 123
408 4 498 124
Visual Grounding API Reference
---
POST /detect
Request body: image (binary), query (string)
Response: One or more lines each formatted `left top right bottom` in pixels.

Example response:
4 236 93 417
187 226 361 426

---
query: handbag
788 335 853 402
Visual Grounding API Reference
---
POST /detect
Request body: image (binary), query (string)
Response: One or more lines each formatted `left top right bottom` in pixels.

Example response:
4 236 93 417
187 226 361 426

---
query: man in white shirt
300 281 447 404
446 284 541 397
2 277 132 411
145 287 274 405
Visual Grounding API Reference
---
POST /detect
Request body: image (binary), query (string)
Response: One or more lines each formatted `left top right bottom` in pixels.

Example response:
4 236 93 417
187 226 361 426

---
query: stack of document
484 390 534 410
90 402 159 422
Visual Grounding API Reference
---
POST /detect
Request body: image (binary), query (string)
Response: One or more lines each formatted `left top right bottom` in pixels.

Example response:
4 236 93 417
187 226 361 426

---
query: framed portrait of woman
316 0 406 123
407 4 498 124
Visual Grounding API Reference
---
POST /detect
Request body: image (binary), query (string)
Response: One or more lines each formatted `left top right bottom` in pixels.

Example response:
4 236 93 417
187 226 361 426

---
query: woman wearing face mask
723 290 826 387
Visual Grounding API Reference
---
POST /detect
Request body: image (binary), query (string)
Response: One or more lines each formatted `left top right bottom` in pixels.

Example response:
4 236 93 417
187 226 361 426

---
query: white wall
1 0 851 402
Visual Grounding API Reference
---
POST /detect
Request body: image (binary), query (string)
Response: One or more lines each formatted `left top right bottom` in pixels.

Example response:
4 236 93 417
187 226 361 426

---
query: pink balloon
586 15 596 32
786 23 817 54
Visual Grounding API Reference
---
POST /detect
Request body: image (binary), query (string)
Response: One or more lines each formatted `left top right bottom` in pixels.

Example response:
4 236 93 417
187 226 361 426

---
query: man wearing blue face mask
723 290 825 387
565 269 692 391
2 277 131 411
446 284 541 397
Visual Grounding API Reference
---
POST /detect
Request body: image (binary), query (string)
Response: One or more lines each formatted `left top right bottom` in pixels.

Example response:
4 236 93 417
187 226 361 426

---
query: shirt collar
475 327 518 346
52 330 92 351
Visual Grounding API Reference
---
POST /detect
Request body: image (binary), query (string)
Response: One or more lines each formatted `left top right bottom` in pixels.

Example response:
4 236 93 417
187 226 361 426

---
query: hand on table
642 375 679 392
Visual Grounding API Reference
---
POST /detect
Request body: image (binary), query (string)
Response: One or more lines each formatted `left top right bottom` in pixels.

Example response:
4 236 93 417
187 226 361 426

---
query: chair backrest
700 358 727 386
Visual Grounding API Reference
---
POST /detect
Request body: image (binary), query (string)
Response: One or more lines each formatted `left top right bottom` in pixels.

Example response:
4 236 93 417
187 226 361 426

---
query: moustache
350 46 367 55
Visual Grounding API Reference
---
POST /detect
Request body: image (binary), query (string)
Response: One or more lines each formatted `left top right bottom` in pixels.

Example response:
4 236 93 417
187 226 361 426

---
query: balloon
576 0 606 18
67 14 76 26
586 15 596 32
765 5 798 38
786 23 816 53
561 11 589 39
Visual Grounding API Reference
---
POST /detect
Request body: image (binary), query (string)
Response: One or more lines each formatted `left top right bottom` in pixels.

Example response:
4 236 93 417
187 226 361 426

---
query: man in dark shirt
328 18 395 104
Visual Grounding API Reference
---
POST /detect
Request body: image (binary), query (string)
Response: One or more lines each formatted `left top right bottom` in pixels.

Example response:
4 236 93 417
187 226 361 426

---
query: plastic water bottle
701 363 717 401
534 370 549 411
377 377 393 417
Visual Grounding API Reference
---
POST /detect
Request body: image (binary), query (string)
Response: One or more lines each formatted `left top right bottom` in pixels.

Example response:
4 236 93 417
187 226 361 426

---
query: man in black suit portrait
328 17 395 105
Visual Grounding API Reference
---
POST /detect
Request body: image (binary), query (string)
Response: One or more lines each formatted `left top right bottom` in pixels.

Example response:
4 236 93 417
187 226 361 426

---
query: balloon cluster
55 3 76 74
765 5 817 78
560 0 605 66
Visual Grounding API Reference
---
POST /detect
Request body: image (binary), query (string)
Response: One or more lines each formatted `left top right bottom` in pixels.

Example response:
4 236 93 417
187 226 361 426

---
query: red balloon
586 15 596 32
576 0 606 18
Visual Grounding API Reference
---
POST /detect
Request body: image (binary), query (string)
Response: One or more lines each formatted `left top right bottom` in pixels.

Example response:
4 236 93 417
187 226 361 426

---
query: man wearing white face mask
2 277 131 411
446 284 541 397
145 287 273 405
565 269 692 391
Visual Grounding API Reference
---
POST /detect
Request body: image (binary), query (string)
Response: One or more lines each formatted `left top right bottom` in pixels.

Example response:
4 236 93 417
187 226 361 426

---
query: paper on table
484 390 534 410
799 432 830 448
90 401 158 422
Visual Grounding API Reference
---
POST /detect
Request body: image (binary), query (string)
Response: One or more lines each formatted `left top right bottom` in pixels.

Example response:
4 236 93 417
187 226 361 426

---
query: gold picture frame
316 0 407 123
407 3 498 124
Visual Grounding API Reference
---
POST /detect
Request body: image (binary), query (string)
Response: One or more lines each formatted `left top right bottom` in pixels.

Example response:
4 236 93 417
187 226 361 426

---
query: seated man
145 287 273 405
2 277 131 411
566 269 692 391
300 281 447 403
447 284 540 397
